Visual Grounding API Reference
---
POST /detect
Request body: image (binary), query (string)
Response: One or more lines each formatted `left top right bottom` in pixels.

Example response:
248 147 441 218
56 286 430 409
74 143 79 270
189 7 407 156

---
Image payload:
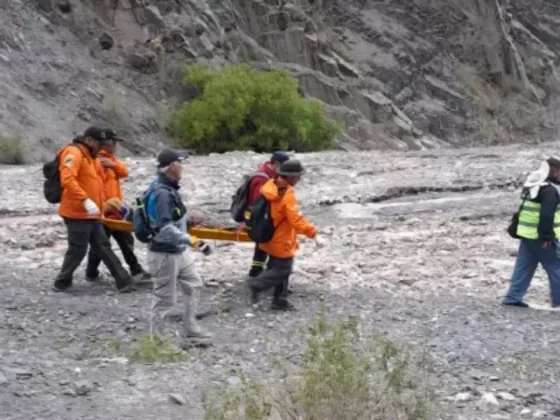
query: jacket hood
57 139 92 159
261 178 290 202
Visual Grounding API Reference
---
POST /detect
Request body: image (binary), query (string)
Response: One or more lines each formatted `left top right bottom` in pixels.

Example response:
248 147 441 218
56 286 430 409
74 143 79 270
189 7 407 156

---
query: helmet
277 159 305 177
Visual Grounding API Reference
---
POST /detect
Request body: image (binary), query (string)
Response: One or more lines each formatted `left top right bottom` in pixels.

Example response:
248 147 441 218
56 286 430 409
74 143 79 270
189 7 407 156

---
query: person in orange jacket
85 129 149 282
53 127 135 293
246 159 317 310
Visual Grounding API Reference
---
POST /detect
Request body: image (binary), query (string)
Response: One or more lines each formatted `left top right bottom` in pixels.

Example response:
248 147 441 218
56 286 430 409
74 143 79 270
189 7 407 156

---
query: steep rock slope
1 0 559 161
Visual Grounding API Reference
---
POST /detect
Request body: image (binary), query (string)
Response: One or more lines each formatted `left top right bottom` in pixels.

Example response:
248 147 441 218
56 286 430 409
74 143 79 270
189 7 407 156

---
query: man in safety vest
503 157 560 308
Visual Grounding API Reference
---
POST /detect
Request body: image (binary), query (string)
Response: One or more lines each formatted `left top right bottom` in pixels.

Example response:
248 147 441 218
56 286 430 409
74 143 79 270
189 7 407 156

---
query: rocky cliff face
1 0 559 161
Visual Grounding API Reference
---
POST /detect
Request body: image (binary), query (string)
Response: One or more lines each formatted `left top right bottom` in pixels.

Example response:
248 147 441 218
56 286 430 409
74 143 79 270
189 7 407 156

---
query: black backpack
244 195 276 243
42 144 82 204
230 171 269 223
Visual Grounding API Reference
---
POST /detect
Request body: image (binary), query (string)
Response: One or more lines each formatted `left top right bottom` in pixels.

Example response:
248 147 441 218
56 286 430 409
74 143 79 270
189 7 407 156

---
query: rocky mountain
1 0 560 162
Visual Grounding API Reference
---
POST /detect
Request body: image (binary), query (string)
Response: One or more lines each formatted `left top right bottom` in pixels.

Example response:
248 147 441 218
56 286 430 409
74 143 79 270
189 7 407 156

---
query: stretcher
101 218 252 242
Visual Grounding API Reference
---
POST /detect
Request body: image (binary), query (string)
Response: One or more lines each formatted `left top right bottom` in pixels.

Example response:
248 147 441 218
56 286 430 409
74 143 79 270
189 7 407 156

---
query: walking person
246 160 318 310
85 130 149 282
142 148 213 347
246 151 290 278
52 127 135 293
503 157 560 308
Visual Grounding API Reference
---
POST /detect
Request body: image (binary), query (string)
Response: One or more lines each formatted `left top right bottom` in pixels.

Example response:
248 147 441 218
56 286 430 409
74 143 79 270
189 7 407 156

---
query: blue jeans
503 239 560 305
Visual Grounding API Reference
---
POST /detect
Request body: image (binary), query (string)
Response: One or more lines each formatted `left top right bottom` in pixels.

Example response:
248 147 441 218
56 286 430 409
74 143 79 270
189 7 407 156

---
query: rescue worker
503 157 560 308
145 148 213 347
85 130 149 282
246 151 290 278
246 159 318 310
52 127 135 293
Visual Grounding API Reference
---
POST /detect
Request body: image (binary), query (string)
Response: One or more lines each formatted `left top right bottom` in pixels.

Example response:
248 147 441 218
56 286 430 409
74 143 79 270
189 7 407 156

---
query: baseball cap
83 126 111 142
157 148 185 168
104 128 124 142
271 151 290 164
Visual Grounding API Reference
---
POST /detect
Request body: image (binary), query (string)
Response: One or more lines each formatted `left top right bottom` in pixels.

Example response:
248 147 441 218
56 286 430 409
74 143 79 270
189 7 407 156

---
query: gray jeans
148 250 202 321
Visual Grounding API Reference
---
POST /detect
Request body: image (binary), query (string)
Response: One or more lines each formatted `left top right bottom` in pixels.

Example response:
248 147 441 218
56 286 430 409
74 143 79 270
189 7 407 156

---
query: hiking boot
245 283 260 306
117 283 136 294
502 301 529 308
52 283 71 293
271 298 295 311
85 274 102 282
184 292 213 346
131 268 151 282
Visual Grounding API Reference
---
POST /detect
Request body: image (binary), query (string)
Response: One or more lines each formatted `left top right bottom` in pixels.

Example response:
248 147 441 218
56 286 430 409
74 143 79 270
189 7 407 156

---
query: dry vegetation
454 62 547 145
203 308 436 420
0 133 24 164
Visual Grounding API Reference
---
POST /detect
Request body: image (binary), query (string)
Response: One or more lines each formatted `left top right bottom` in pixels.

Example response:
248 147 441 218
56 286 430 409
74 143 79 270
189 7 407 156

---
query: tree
168 64 342 153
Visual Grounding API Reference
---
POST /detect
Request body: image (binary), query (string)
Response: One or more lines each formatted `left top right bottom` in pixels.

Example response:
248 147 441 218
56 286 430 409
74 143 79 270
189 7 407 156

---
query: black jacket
533 182 560 241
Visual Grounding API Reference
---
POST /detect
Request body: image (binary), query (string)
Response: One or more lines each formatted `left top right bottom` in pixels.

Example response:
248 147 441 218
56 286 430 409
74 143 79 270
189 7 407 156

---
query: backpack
244 194 276 243
42 144 82 204
133 193 154 243
230 171 270 223
132 183 174 243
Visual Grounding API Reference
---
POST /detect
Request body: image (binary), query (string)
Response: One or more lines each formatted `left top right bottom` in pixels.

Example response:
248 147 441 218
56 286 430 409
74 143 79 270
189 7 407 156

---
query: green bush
203 307 436 420
0 134 24 164
168 64 342 153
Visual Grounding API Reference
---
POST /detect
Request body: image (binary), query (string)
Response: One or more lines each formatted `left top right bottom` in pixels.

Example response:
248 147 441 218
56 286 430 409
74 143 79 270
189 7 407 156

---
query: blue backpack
133 183 171 243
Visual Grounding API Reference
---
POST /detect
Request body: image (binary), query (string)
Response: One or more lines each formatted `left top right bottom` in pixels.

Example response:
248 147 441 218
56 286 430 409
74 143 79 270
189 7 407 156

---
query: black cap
547 157 560 168
277 159 305 177
271 151 290 164
83 126 109 142
157 148 184 168
104 129 124 142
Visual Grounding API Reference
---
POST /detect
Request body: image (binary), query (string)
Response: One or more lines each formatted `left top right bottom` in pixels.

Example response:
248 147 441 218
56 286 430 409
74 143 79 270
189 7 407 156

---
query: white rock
520 408 532 418
497 391 515 401
533 410 546 419
477 393 499 410
454 392 472 402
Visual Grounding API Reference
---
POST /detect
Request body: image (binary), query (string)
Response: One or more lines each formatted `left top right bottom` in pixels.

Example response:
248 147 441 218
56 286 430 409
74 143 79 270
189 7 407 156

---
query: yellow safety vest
516 200 560 239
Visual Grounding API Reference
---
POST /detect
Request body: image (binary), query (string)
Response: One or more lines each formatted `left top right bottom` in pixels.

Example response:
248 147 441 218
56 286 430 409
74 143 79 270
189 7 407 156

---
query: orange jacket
97 149 129 202
57 142 105 220
258 178 317 258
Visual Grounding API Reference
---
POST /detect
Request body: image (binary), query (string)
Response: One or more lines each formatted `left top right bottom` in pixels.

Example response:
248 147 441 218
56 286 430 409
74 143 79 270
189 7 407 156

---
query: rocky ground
2 146 560 419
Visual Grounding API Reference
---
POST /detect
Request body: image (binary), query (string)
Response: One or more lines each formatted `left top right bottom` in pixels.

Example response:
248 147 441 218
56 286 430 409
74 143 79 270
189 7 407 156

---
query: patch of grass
203 306 436 420
128 333 186 364
0 134 24 164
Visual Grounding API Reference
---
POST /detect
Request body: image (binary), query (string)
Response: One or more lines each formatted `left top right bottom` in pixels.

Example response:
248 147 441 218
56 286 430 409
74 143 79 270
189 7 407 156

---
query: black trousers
54 218 132 290
248 245 268 277
86 226 142 278
248 256 293 300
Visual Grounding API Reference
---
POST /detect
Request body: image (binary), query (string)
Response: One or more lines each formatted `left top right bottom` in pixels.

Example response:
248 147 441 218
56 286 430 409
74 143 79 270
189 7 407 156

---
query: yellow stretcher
102 218 252 242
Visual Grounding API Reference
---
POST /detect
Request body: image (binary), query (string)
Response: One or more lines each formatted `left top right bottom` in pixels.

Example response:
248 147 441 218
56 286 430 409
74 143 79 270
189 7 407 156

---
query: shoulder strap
253 171 270 180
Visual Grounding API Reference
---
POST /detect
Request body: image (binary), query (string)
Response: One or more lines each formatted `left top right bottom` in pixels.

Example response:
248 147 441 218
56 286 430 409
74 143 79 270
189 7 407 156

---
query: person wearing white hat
503 157 560 308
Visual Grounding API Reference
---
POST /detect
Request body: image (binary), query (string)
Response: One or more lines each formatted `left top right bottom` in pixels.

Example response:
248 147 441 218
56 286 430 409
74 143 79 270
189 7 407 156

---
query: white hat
523 161 550 199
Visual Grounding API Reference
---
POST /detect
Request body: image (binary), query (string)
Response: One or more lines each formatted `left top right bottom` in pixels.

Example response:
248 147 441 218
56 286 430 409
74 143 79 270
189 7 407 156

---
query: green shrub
203 307 436 420
128 333 186 364
0 134 24 164
168 64 342 153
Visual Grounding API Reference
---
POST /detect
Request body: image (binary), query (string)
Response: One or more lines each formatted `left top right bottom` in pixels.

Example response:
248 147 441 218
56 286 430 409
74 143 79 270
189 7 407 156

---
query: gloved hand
83 198 100 216
104 198 130 219
197 240 212 256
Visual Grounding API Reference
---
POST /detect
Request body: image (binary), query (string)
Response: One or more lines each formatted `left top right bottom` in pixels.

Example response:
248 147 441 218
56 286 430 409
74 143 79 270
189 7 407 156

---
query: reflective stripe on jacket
517 199 560 239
